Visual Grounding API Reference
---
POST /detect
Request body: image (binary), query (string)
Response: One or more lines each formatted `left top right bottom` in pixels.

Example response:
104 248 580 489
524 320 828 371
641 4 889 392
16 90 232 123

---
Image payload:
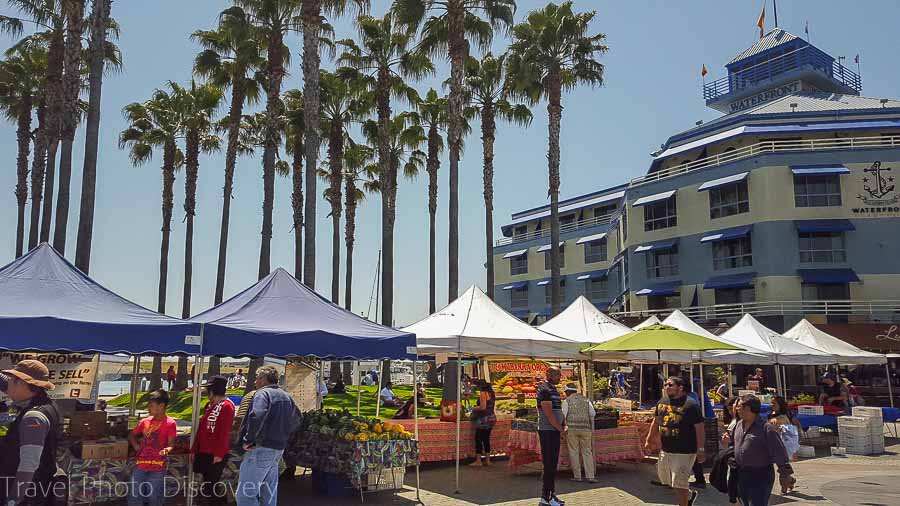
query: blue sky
1 0 899 326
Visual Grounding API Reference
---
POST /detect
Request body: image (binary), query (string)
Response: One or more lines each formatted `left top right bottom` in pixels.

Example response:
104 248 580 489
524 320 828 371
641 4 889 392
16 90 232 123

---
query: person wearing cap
0 360 64 506
818 372 848 410
192 376 236 505
561 384 596 483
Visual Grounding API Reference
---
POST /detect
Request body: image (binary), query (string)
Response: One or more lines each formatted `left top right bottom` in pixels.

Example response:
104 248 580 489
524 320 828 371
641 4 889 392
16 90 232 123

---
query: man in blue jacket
236 365 300 506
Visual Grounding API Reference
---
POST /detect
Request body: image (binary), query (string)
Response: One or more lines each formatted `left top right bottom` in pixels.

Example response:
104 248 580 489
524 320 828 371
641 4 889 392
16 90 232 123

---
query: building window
794 175 842 207
584 239 608 264
510 287 529 308
709 181 749 219
560 214 576 227
646 247 679 278
544 245 565 270
648 294 680 310
715 287 756 305
799 232 846 263
643 196 677 231
544 280 566 305
712 237 753 270
510 253 528 275
513 225 528 239
802 283 850 301
594 203 617 219
587 278 608 302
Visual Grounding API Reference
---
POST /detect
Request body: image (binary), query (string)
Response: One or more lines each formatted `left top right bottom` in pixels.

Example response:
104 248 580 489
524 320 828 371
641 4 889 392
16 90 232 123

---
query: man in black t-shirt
536 367 566 506
645 376 705 506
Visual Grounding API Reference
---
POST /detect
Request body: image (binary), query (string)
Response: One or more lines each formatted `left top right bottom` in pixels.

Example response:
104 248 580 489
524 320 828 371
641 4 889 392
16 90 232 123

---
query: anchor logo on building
856 161 899 206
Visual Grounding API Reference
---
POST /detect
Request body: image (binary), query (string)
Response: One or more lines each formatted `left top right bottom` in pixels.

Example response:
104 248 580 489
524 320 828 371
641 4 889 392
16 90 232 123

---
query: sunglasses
664 382 677 387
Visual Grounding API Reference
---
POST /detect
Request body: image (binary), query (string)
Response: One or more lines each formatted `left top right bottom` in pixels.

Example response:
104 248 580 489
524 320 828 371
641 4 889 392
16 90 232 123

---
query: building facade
492 29 900 342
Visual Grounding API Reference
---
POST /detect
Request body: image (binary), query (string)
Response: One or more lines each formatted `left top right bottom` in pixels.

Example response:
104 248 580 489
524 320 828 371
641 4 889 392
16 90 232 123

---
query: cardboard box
68 411 108 438
81 440 129 460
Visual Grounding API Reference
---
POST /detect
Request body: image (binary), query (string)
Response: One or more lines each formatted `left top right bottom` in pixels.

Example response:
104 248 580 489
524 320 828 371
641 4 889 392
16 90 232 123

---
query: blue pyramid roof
0 244 201 354
191 268 416 359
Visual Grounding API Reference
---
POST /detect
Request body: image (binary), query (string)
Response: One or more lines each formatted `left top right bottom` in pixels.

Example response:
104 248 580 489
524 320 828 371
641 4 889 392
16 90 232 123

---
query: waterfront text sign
728 81 802 113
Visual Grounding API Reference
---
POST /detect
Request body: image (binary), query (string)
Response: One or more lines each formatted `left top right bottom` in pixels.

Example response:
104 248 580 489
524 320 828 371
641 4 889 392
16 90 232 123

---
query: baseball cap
201 375 228 395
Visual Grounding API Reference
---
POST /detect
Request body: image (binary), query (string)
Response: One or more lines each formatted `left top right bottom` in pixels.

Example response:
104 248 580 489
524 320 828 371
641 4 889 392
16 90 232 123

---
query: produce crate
593 417 618 430
797 445 816 458
850 407 885 453
365 467 406 491
798 405 824 415
830 446 846 456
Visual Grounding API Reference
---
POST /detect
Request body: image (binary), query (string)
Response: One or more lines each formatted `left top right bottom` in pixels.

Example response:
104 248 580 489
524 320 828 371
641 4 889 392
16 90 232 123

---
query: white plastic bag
780 424 800 458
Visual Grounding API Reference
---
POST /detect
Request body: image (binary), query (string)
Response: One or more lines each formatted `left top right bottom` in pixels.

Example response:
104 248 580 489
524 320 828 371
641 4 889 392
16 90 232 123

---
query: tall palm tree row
338 12 432 326
342 141 373 311
414 88 446 314
282 89 304 279
507 0 607 316
393 0 515 304
464 52 531 299
195 6 265 305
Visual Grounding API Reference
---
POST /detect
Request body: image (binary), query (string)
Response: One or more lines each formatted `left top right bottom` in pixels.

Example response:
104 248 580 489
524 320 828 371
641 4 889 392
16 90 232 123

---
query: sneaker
688 489 699 506
650 480 670 488
689 481 707 489
551 494 565 506
538 498 562 506
586 478 598 484
569 477 583 483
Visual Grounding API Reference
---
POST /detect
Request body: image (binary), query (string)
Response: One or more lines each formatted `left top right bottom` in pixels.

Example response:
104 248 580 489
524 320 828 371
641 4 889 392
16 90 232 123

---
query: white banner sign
0 352 100 400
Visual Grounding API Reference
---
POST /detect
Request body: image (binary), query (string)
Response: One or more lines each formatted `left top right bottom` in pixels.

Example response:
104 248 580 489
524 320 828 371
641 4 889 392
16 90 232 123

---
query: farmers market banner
0 352 99 400
489 360 549 399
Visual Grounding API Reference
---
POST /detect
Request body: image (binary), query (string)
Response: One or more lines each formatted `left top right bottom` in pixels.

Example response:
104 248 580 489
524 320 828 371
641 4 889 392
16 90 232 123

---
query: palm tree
283 89 304 279
73 0 112 273
52 0 86 254
1 1 66 247
0 47 44 257
507 1 607 316
393 0 515 303
119 88 185 389
465 52 532 299
338 12 432 326
301 0 368 290
193 6 265 307
342 141 373 311
414 88 445 314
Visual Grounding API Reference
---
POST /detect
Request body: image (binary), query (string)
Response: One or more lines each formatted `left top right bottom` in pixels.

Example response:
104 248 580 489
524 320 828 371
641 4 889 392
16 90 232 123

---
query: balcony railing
631 134 900 186
611 299 900 322
496 214 614 246
703 46 862 101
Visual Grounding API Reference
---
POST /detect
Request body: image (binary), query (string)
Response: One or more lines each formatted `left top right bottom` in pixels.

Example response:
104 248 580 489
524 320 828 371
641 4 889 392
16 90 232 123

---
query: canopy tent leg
782 365 788 399
318 360 325 411
699 364 706 418
186 324 205 506
357 360 362 417
455 356 462 494
129 354 141 417
774 364 783 399
887 363 895 408
414 353 420 503
690 365 695 394
727 365 733 398
375 360 383 420
639 364 643 406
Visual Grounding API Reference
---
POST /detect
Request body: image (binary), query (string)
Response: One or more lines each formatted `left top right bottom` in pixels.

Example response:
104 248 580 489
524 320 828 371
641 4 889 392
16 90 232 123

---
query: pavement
280 440 900 505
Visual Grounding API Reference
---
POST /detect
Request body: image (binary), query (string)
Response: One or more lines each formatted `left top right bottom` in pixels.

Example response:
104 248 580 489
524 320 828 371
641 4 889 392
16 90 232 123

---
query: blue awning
576 270 609 281
593 302 611 311
536 308 553 317
704 272 757 290
537 242 565 253
510 309 530 318
635 281 681 296
795 219 856 233
744 120 900 135
632 190 676 207
502 249 528 259
700 225 752 243
576 232 608 245
536 278 565 287
790 165 851 176
798 269 860 284
502 282 528 291
697 172 749 192
634 238 678 254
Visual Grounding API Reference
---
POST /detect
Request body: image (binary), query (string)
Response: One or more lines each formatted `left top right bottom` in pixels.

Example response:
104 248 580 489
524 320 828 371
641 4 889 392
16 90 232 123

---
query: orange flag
701 64 708 77
757 4 766 39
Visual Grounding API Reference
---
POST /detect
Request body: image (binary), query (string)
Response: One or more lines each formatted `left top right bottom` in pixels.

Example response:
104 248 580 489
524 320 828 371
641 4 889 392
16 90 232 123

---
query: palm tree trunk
53 0 85 254
28 103 48 251
149 355 162 390
215 81 246 305
376 71 393 327
74 0 111 273
40 29 64 245
258 32 286 280
481 105 496 299
446 1 466 303
182 129 199 320
175 356 189 390
344 174 356 311
40 140 58 243
245 357 263 393
341 361 352 385
14 97 33 258
548 70 563 316
328 120 343 303
301 0 322 288
158 141 177 314
427 125 439 314
291 129 304 279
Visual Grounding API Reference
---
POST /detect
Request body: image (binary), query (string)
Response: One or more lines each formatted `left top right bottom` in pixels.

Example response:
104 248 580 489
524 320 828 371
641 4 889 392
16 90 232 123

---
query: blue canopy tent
0 244 200 354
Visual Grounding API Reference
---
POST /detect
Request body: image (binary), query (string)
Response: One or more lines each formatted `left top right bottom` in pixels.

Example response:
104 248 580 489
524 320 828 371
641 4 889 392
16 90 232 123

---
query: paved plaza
283 440 900 505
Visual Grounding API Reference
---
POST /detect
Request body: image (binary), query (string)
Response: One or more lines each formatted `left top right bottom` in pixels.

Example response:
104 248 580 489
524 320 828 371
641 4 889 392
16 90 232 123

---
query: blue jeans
236 447 284 506
129 468 166 506
737 465 775 506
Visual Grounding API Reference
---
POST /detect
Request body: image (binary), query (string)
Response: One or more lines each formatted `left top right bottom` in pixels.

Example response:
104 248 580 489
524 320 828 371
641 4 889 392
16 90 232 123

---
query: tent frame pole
186 323 205 506
887 363 895 408
129 354 141 417
356 360 362 416
699 363 706 418
375 360 383 420
455 353 462 494
414 352 420 502
638 364 643 406
727 364 733 398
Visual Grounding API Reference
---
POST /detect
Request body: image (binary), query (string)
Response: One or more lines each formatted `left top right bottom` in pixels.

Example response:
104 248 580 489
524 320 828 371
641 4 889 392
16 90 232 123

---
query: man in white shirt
561 383 597 483
380 381 402 407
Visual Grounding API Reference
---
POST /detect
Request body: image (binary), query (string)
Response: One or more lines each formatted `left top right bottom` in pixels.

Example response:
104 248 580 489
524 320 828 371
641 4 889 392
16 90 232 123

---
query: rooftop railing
611 299 900 322
631 134 900 186
496 214 615 246
703 45 862 101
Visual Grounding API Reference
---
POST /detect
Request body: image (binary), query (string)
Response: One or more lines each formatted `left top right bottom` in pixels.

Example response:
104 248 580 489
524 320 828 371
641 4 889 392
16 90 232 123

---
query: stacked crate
837 416 874 455
851 406 885 454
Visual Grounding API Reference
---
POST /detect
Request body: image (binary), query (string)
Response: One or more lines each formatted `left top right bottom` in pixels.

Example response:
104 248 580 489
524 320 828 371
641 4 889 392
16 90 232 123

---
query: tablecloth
415 418 511 462
349 439 419 488
506 426 643 471
797 414 838 430
882 407 900 422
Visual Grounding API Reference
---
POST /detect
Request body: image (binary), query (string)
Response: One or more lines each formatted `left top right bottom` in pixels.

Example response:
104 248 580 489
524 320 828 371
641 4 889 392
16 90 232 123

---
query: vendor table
415 418 511 462
506 426 643 471
797 414 838 431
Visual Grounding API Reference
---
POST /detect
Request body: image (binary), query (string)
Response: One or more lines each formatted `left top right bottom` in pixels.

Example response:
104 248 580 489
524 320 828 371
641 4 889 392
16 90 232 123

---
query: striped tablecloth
414 418 512 462
507 426 644 471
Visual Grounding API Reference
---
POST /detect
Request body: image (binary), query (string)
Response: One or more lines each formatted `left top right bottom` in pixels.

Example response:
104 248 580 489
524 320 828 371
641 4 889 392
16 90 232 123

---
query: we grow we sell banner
0 352 99 400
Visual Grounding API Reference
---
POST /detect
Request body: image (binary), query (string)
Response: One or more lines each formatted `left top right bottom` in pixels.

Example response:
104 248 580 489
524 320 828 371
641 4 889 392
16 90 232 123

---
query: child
192 376 236 506
128 389 177 506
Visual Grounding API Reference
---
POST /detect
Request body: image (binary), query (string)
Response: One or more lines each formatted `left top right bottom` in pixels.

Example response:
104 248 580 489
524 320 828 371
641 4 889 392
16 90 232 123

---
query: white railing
611 299 900 322
632 135 900 186
496 214 615 246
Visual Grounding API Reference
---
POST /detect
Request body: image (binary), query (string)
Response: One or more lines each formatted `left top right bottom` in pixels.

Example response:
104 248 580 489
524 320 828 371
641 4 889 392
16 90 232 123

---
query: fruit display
494 374 538 396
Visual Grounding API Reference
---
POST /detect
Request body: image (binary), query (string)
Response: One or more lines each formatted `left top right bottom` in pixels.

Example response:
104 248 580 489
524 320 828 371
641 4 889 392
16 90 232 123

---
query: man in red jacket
192 376 236 505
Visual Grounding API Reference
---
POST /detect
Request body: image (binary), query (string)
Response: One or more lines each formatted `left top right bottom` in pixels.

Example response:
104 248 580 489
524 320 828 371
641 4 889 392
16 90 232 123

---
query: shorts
657 451 697 490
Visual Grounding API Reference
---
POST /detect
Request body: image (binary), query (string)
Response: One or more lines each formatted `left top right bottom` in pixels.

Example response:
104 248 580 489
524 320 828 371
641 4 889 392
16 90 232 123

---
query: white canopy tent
663 310 775 365
633 315 662 330
783 319 886 365
718 314 837 365
539 295 632 343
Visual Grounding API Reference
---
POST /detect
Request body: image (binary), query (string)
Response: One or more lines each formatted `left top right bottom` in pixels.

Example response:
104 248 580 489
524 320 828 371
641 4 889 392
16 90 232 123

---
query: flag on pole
757 4 766 39
701 64 708 77
804 20 809 37
854 54 860 64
